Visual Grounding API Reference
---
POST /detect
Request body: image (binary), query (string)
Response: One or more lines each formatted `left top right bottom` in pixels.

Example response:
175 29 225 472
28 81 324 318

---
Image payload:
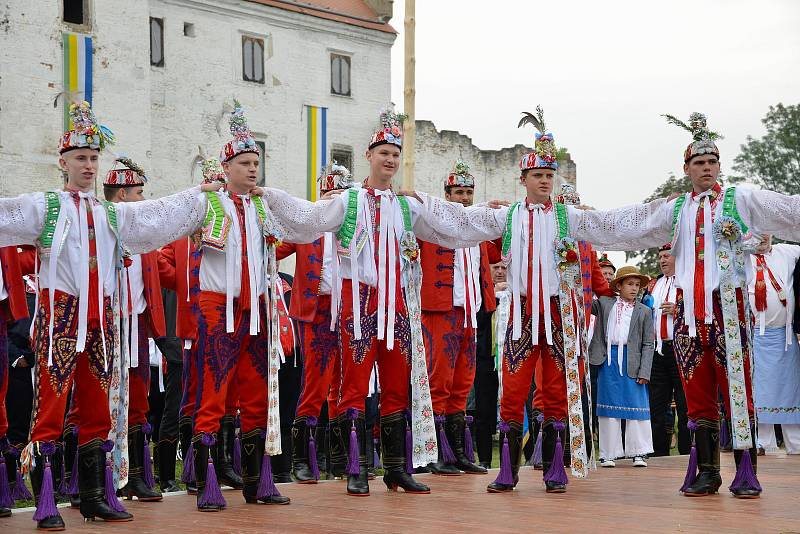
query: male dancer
103 158 166 503
277 162 353 483
419 160 497 476
0 246 29 517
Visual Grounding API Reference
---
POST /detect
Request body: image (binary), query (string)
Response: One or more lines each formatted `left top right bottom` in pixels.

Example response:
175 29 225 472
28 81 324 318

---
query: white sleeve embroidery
263 187 344 244
0 192 46 247
569 199 673 251
737 187 800 243
411 193 505 248
119 186 207 255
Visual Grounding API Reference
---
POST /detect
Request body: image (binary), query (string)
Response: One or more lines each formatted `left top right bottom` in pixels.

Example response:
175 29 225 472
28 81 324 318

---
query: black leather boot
291 417 317 483
178 417 197 494
381 413 430 494
61 426 80 508
30 442 65 531
541 422 567 493
158 438 182 492
730 423 762 499
446 412 487 474
126 424 163 501
486 422 522 493
78 439 133 522
683 420 723 497
427 415 461 475
216 415 243 489
241 429 291 505
329 415 346 479
193 434 225 512
342 411 370 496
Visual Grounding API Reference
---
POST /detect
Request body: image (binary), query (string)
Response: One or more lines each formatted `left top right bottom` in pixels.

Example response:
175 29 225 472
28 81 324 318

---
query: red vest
0 246 30 322
158 237 201 340
277 238 325 323
140 251 166 338
419 241 497 313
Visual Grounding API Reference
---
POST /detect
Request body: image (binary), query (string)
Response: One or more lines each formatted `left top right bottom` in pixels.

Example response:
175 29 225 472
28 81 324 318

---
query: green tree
625 173 692 276
730 103 800 194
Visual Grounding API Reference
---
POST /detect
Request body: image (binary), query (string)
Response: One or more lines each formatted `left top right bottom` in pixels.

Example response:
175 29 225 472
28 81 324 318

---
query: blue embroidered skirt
753 327 800 424
596 346 650 421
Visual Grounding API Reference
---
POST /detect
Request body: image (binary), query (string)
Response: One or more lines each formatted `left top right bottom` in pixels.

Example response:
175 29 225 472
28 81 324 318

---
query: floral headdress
518 106 559 171
104 157 148 186
220 99 260 162
318 161 353 192
444 159 475 188
369 104 407 150
663 112 723 163
58 101 115 154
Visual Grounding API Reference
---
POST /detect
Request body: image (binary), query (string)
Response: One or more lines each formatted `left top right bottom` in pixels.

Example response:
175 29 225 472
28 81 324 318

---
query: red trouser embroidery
422 307 476 415
674 289 755 421
30 290 113 446
295 295 341 419
337 281 410 417
193 291 266 435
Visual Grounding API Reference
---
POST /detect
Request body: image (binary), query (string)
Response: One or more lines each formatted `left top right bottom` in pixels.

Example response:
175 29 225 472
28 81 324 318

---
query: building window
242 36 264 84
330 148 353 173
150 18 164 67
63 0 87 25
256 141 266 187
183 22 195 37
331 54 351 96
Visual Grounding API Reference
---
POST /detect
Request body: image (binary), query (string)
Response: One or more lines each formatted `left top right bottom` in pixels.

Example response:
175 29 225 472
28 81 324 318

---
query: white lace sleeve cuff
0 192 46 247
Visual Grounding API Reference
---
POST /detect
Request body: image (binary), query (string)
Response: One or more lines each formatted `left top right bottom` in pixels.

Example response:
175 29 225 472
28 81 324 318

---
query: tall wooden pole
402 0 415 190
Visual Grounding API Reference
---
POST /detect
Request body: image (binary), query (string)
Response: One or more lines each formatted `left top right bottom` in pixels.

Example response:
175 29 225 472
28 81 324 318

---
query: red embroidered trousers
422 307 476 415
295 295 341 419
337 281 410 417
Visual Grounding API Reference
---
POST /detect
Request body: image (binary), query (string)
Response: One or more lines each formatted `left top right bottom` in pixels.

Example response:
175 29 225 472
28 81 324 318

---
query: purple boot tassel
729 448 762 493
0 455 13 508
256 431 282 498
543 421 569 486
532 414 544 467
436 415 457 464
32 443 60 522
198 434 226 509
492 422 514 486
346 409 360 477
233 416 242 477
11 447 32 500
181 442 195 483
680 420 699 492
66 427 79 495
464 415 476 463
101 441 127 513
307 417 320 481
142 423 156 489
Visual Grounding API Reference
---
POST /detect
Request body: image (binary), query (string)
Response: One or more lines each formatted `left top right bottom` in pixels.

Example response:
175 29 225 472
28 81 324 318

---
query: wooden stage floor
6 453 800 533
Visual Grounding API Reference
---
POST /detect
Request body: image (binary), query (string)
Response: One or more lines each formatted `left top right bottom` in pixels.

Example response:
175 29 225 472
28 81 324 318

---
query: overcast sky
389 0 800 262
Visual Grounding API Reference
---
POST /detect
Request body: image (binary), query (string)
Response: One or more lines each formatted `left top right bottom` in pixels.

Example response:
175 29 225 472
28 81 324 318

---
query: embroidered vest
37 191 120 254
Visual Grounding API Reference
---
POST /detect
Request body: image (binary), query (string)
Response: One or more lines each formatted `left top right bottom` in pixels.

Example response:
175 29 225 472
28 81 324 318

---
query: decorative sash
261 207 284 456
712 187 753 450
201 192 232 251
396 196 438 468
553 202 590 477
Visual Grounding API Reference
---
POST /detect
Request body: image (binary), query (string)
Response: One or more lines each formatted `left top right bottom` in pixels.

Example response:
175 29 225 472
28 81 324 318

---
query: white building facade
0 0 396 198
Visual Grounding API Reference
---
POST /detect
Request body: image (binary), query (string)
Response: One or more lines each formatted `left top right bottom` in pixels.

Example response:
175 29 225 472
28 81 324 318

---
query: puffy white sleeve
568 198 673 251
737 187 800 243
263 187 344 244
118 186 207 255
0 192 46 247
410 193 505 248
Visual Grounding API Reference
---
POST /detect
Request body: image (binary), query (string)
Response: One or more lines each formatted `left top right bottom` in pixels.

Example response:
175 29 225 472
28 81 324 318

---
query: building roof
247 0 396 34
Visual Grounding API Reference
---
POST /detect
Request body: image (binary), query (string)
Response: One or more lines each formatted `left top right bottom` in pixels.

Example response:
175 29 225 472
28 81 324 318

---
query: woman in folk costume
0 102 223 530
747 236 800 455
568 111 800 499
418 159 498 477
327 105 518 497
275 162 354 483
589 266 655 467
